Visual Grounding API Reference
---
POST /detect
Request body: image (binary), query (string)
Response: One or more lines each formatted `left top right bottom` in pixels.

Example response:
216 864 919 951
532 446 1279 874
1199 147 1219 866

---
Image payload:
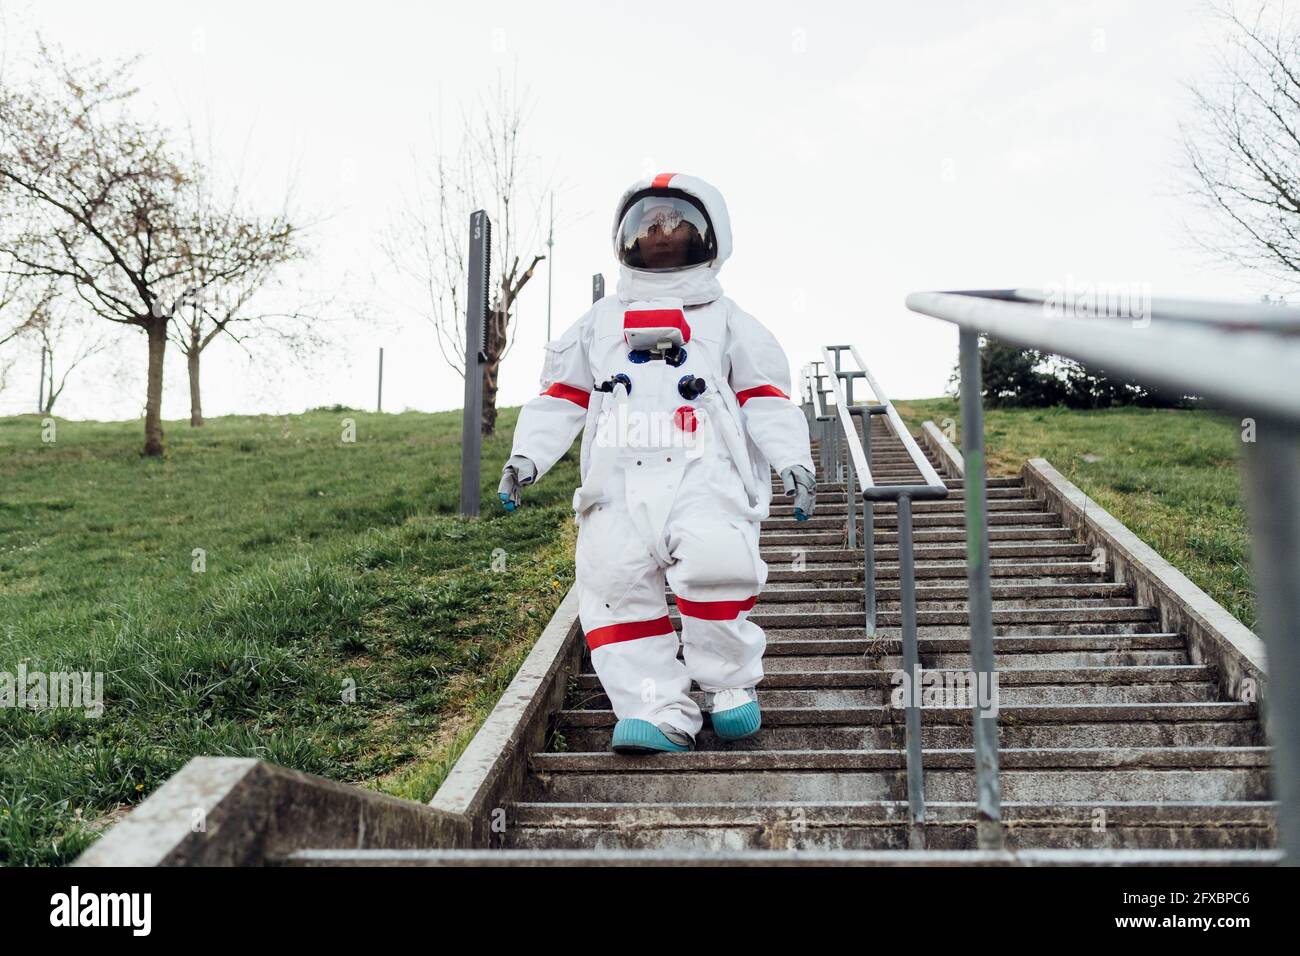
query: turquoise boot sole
610 718 693 755
711 700 761 741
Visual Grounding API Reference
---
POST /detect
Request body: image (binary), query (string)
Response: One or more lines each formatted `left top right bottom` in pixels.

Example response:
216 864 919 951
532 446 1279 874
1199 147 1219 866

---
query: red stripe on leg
541 382 590 408
675 595 758 621
736 384 789 406
585 614 675 650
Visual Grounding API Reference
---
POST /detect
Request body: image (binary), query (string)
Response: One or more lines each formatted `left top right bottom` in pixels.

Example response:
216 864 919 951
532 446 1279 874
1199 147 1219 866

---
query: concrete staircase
504 417 1275 854
81 416 1277 866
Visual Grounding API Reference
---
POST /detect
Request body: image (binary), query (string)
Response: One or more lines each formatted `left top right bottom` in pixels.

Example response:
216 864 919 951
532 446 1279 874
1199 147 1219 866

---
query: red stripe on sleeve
540 382 590 408
674 595 758 621
736 384 789 406
585 615 675 650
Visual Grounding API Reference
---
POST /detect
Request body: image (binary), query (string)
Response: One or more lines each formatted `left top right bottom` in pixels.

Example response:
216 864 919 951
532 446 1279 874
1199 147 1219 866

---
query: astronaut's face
637 207 697 269
616 194 714 272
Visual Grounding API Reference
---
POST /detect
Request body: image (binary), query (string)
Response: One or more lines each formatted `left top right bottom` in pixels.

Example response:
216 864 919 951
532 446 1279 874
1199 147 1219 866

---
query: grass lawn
894 399 1254 631
0 407 577 866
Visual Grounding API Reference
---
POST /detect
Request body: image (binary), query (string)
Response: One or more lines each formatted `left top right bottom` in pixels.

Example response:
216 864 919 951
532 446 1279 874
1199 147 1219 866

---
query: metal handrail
809 344 948 850
842 345 948 499
907 287 1300 861
954 287 1300 332
906 290 1300 425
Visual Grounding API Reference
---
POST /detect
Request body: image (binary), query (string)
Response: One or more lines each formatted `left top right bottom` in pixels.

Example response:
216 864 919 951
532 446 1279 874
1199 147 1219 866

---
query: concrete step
766 488 1029 515
760 650 1190 670
672 601 1153 620
760 528 1078 546
759 543 1094 563
585 647 1190 674
762 632 1187 654
767 499 1043 519
762 512 1064 531
572 682 1219 709
764 561 1105 584
685 582 1130 606
281 847 1284 866
761 622 1169 638
505 801 1277 851
674 605 1160 629
770 476 1023 492
553 717 1257 753
557 700 1259 728
525 748 1271 803
574 663 1215 693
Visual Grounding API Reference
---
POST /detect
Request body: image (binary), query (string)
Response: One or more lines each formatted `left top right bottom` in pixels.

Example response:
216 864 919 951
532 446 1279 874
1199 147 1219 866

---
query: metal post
459 210 491 518
592 273 605 303
862 413 875 637
1242 418 1300 863
822 419 831 481
811 361 828 477
845 435 857 550
546 192 554 342
897 494 926 848
836 422 845 484
957 328 1003 849
377 348 384 413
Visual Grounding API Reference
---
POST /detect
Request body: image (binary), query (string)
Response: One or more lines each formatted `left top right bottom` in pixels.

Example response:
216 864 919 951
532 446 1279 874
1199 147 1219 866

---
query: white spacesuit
500 173 815 754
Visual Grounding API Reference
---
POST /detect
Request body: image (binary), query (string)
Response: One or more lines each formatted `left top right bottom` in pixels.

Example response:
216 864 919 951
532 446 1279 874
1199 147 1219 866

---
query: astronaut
498 173 815 754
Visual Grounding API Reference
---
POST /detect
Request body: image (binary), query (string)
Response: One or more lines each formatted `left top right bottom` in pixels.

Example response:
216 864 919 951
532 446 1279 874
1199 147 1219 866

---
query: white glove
498 455 537 511
780 464 817 520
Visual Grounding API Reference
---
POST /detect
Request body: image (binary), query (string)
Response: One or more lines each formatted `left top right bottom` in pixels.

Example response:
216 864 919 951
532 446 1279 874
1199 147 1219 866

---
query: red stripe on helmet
585 615 675 650
675 595 758 621
736 384 789 406
651 172 676 189
541 382 590 408
623 309 691 344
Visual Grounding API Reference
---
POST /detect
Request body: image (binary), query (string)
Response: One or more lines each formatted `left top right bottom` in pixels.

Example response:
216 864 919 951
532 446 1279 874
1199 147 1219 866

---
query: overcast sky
0 0 1272 420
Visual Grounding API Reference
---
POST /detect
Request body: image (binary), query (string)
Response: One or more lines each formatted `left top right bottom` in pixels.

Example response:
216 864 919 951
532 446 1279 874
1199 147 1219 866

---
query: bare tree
1 45 198 454
24 282 113 414
0 265 29 350
1 44 312 450
170 135 306 426
385 78 548 435
0 271 24 402
1183 1 1300 284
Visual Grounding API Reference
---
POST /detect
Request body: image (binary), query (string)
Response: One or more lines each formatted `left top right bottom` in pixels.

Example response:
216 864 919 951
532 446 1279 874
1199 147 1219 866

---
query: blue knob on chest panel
677 375 707 401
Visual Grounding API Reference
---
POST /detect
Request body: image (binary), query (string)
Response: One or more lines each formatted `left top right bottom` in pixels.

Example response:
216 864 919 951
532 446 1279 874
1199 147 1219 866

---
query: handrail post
819 342 948 851
859 410 876 638
845 435 857 550
957 328 1004 850
1242 418 1300 863
897 493 926 848
821 418 830 479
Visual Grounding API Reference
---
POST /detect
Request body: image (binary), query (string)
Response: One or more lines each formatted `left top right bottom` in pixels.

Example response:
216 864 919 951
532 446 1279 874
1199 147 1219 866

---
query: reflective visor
615 190 717 272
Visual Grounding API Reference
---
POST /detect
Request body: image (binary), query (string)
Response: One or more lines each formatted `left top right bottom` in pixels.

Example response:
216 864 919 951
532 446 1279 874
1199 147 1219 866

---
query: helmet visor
616 192 717 272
